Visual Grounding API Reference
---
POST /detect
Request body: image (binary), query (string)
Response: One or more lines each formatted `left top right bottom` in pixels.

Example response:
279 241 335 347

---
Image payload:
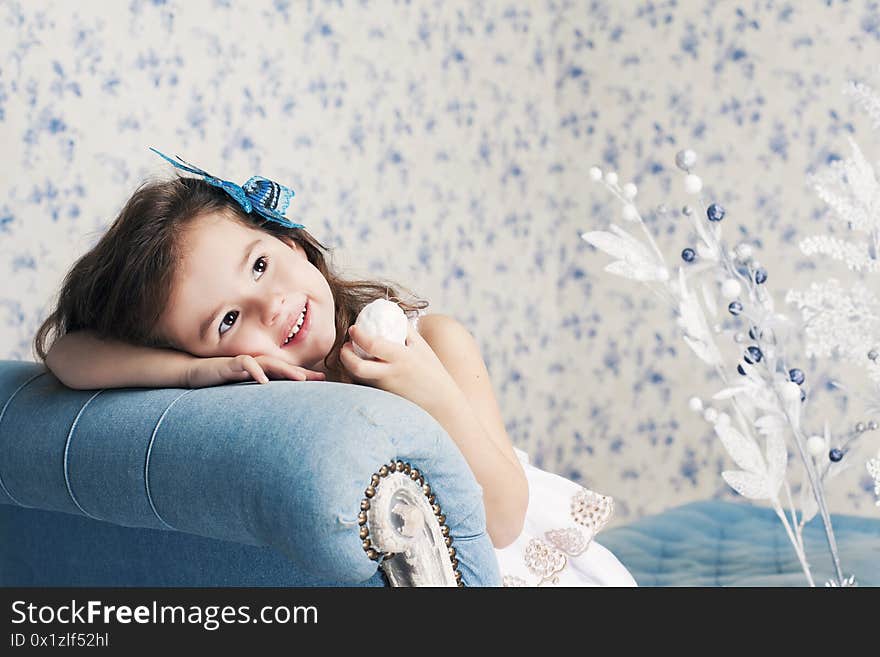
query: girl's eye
252 254 269 277
217 255 270 338
218 310 238 337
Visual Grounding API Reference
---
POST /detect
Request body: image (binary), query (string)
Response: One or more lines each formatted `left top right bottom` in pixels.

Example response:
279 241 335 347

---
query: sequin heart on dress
544 526 592 556
523 538 567 586
570 488 614 535
502 575 529 587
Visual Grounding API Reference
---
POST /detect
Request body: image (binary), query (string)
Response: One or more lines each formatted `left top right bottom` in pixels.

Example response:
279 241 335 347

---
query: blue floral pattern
2 1 879 525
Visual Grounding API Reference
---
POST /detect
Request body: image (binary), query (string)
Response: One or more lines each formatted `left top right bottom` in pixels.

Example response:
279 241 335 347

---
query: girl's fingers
340 340 386 381
298 367 325 381
264 364 303 381
406 321 422 346
348 326 403 362
286 365 306 381
285 364 326 381
245 362 269 384
239 355 327 384
270 363 324 382
286 369 306 381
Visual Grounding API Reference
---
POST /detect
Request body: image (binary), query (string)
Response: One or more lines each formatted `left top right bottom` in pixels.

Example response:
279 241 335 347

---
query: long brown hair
33 176 429 384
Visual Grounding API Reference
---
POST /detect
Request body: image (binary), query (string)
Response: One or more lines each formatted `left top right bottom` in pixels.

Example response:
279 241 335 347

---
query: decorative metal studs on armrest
358 459 463 587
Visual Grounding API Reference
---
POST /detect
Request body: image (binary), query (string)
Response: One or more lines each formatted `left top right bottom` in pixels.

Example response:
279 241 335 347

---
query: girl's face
157 211 336 372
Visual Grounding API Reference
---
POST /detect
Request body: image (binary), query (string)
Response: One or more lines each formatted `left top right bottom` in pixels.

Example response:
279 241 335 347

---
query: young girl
34 149 636 587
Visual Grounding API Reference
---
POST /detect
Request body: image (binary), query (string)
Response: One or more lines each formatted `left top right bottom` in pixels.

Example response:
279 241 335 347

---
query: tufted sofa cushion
0 360 501 586
599 499 880 586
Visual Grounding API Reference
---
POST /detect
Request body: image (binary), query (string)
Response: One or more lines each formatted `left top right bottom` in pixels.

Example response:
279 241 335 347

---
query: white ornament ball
589 166 603 181
735 243 753 260
684 174 703 195
807 435 826 457
688 397 703 412
703 408 718 423
721 279 742 299
622 183 638 200
352 299 409 360
675 149 698 171
622 204 639 222
716 412 730 426
605 171 619 186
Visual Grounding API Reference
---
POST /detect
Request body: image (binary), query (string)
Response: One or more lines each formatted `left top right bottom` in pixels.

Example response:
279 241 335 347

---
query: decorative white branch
582 77 880 586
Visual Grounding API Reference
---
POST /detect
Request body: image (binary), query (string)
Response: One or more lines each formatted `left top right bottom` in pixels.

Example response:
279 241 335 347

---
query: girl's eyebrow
198 238 263 341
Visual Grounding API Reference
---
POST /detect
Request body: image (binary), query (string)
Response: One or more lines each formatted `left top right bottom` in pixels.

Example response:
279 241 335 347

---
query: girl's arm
45 330 324 390
416 315 529 549
45 330 199 389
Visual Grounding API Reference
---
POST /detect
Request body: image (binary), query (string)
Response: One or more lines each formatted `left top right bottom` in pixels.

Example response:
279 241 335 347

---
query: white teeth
283 305 307 345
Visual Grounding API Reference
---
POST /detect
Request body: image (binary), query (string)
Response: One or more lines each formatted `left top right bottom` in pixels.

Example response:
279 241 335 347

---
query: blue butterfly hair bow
149 147 305 229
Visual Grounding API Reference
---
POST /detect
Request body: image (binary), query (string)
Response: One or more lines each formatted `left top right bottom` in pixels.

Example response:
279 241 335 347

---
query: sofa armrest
0 360 501 586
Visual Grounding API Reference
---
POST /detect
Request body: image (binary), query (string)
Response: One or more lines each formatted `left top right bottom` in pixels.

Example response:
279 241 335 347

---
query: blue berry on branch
707 203 725 222
744 346 763 363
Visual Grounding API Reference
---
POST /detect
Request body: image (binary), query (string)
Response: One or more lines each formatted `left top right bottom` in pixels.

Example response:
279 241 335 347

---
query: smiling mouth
282 301 310 347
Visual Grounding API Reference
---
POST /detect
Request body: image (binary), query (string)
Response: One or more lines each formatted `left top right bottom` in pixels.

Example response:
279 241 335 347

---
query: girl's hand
339 321 457 411
185 354 326 388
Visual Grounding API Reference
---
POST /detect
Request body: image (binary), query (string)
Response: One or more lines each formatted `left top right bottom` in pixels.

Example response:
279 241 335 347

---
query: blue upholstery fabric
0 360 501 587
599 500 880 586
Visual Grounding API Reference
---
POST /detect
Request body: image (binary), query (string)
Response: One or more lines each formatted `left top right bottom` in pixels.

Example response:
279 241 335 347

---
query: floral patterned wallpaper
2 0 879 526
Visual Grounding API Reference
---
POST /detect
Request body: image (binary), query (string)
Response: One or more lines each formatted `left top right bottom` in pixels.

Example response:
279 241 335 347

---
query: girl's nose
262 294 286 326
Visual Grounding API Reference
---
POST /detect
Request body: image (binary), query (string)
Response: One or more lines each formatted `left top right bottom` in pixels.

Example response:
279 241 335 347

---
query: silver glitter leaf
715 423 766 476
722 470 771 500
604 259 668 282
754 414 787 436
677 267 722 366
581 226 666 283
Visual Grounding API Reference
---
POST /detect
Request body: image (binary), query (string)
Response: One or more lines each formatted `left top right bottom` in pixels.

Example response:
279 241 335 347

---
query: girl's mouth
282 300 311 348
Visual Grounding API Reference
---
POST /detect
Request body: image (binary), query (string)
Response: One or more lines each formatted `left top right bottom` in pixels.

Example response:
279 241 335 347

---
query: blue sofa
4 358 878 587
600 501 880 586
0 360 501 587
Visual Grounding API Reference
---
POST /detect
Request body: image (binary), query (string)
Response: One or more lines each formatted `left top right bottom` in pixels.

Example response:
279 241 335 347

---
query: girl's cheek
224 333 253 356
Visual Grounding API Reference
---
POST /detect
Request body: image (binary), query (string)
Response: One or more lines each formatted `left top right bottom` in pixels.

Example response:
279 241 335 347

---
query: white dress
494 448 638 587
410 309 636 587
